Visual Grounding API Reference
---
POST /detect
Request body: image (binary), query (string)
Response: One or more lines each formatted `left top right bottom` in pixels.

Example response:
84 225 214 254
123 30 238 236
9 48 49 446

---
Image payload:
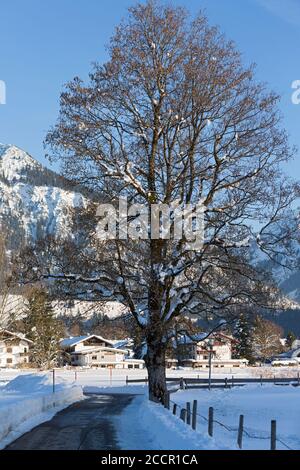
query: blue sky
0 0 299 177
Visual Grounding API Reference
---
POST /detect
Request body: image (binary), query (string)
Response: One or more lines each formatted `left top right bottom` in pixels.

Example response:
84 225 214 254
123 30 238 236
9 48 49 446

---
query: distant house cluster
0 329 249 370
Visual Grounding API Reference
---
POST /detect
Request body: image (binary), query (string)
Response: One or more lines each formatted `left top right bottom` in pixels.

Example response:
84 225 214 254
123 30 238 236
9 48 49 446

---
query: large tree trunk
144 339 167 403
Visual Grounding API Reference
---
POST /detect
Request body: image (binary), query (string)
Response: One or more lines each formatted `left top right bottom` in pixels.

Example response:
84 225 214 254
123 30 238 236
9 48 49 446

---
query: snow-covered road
6 394 136 450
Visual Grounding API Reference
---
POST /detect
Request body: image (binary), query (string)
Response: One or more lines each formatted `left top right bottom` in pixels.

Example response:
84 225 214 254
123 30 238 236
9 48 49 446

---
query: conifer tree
24 288 64 368
233 314 254 362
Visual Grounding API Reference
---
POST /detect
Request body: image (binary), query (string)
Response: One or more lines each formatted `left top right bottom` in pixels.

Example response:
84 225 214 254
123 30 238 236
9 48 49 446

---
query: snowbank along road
5 394 135 450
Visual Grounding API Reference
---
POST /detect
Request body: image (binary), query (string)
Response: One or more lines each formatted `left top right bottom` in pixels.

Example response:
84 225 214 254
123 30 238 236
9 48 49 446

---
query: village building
0 330 33 368
60 334 144 369
170 332 248 368
272 339 300 365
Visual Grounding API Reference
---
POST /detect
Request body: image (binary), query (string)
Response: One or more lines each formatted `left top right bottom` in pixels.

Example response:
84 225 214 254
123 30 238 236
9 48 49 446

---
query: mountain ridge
0 143 86 248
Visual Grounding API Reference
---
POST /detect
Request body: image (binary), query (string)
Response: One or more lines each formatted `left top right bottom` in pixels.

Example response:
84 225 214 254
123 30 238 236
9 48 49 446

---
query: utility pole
208 339 214 391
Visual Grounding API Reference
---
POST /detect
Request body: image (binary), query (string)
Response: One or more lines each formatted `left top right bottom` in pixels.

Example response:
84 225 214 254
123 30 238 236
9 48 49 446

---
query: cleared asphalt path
5 394 135 450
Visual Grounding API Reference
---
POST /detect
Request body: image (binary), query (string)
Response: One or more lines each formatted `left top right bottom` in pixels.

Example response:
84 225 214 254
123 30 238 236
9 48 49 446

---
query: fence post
126 375 128 385
232 375 234 388
273 375 276 384
208 407 214 437
173 403 177 416
192 400 197 430
52 369 55 394
260 375 263 386
225 377 228 389
237 415 244 449
180 408 187 423
186 402 191 425
180 377 184 390
271 420 276 450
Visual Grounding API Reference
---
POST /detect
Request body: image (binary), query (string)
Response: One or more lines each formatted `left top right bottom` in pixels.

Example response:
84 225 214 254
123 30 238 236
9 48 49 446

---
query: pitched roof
176 333 207 345
175 332 236 345
112 338 134 350
60 334 114 348
0 329 33 344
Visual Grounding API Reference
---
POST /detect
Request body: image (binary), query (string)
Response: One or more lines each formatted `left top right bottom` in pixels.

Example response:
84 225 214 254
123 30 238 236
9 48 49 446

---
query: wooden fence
163 392 293 450
126 375 300 388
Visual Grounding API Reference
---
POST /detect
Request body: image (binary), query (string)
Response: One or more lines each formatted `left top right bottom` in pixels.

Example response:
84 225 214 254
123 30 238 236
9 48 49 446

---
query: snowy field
166 385 300 450
0 367 247 392
0 373 84 449
1 365 299 389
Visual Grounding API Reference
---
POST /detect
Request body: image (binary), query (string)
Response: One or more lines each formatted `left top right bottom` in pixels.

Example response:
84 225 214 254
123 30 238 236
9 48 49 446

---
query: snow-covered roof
0 329 33 344
176 333 207 345
275 347 300 359
112 338 134 350
175 332 235 346
292 339 300 349
60 334 114 348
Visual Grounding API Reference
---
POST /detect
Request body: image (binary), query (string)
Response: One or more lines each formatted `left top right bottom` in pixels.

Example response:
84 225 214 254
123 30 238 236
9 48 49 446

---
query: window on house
6 347 12 353
134 364 139 369
6 358 13 364
24 347 27 353
128 364 133 369
92 356 97 360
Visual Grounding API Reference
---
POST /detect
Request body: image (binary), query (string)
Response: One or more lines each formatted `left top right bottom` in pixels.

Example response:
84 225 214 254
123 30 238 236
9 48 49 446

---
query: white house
60 334 144 369
0 330 33 368
173 332 248 368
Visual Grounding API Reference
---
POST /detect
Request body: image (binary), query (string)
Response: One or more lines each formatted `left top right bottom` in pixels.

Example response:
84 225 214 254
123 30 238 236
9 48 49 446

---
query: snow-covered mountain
248 238 300 307
0 143 127 321
0 144 86 248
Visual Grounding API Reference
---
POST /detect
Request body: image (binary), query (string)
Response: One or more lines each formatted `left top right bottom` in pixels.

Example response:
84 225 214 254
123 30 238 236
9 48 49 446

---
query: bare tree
252 316 283 362
23 1 298 402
